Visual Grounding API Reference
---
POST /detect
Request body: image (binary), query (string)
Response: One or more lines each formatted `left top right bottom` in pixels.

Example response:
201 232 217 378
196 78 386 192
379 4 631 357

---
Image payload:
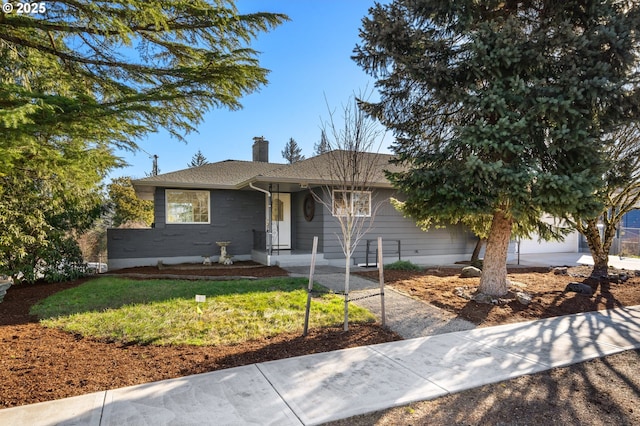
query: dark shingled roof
133 160 285 191
256 151 401 187
133 151 402 197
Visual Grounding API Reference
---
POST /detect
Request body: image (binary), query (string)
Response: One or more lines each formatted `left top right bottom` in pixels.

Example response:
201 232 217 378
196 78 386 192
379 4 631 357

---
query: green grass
30 277 376 346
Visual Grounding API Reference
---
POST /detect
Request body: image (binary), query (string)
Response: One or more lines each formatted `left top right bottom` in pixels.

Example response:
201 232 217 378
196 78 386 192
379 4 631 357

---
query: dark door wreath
303 193 315 221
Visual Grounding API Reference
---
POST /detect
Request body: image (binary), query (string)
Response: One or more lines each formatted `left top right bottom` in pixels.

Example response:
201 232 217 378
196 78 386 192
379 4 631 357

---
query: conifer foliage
282 137 305 164
354 0 640 295
188 150 209 168
0 1 287 281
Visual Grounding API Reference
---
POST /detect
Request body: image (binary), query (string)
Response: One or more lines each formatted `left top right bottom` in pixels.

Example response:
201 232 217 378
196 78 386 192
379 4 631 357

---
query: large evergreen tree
0 1 287 163
354 1 640 296
0 1 287 281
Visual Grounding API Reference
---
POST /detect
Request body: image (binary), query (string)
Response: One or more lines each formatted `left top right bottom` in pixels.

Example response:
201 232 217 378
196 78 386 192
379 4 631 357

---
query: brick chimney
252 136 269 162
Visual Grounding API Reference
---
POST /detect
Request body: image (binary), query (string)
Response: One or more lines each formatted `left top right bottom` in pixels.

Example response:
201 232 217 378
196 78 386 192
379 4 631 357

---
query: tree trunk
582 220 611 278
478 210 513 297
344 254 350 331
471 238 486 262
591 251 609 278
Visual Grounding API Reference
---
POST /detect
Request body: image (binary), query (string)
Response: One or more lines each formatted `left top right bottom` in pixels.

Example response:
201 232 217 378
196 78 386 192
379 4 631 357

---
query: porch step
251 250 329 267
273 254 330 267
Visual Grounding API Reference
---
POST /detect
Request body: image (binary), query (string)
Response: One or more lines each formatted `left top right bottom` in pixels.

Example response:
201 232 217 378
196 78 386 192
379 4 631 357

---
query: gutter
249 182 273 263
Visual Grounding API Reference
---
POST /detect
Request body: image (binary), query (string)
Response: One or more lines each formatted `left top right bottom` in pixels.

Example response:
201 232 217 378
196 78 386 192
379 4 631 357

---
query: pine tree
354 0 640 296
314 129 330 156
188 150 209 168
281 138 305 164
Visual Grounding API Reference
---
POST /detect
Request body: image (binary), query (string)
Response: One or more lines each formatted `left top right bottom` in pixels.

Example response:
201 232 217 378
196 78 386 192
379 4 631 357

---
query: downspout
249 182 272 265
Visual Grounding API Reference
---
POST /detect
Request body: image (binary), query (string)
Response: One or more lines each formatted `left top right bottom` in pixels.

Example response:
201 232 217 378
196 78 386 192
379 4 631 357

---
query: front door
270 193 291 249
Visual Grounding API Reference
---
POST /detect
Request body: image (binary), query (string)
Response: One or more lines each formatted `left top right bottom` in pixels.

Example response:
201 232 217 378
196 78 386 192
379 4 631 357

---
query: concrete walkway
286 265 477 339
2 253 640 425
514 252 640 270
1 306 639 426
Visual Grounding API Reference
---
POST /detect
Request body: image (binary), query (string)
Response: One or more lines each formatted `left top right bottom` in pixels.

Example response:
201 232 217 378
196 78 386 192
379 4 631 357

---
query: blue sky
110 0 389 180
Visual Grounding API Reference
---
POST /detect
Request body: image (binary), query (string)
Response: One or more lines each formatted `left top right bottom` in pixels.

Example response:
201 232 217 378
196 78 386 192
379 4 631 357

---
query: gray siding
108 186 476 267
293 190 324 251
108 188 265 260
320 188 475 264
154 187 166 227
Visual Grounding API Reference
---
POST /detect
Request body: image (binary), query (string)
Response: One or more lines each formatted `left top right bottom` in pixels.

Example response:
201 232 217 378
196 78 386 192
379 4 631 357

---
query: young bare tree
312 95 386 330
569 124 640 277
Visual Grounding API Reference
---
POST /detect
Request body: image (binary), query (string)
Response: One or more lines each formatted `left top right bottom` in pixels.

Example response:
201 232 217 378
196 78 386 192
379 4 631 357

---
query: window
166 190 210 224
332 190 371 217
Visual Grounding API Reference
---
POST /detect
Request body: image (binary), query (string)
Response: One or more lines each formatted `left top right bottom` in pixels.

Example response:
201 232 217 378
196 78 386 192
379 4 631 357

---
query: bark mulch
2 263 640 425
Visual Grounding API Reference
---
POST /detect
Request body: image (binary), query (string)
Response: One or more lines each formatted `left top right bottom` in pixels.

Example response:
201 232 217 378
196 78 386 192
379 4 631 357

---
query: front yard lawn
30 277 376 346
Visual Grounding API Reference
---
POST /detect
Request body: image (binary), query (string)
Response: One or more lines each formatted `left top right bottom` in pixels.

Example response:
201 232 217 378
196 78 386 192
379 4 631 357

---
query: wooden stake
303 236 318 336
378 237 386 327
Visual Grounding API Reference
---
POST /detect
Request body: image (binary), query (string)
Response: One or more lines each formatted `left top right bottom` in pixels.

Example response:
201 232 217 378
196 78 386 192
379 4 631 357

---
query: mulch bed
0 267 400 409
3 263 640 412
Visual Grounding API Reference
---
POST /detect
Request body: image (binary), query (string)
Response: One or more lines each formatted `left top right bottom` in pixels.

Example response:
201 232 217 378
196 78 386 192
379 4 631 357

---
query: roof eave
132 181 238 199
242 176 395 190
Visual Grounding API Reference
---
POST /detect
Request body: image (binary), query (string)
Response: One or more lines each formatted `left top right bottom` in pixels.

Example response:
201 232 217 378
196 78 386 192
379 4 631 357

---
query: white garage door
517 230 579 254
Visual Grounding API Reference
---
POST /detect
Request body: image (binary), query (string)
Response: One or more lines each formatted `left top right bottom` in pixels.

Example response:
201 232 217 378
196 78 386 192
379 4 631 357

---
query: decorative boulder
553 267 568 275
515 291 532 306
607 273 620 283
460 266 482 278
472 292 496 304
564 282 594 296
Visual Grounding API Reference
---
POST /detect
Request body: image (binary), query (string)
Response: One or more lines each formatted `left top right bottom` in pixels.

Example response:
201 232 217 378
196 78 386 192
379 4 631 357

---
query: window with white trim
332 190 371 217
166 190 210 224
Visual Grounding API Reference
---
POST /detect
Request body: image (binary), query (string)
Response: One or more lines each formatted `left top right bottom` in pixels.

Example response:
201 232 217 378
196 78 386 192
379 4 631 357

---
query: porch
251 249 330 267
250 228 327 267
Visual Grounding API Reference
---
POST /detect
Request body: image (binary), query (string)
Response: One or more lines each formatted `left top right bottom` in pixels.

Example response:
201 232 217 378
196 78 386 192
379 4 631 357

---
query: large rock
515 291 532 306
460 266 482 278
472 292 495 304
564 282 594 296
553 267 568 275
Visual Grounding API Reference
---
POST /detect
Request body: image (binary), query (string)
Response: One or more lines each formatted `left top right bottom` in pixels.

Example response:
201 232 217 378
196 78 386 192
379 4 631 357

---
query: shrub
3 235 87 284
385 260 422 271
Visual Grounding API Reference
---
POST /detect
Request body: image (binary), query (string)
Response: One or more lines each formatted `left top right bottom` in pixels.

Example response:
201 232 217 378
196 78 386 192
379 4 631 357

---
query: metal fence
619 227 640 257
578 226 640 257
